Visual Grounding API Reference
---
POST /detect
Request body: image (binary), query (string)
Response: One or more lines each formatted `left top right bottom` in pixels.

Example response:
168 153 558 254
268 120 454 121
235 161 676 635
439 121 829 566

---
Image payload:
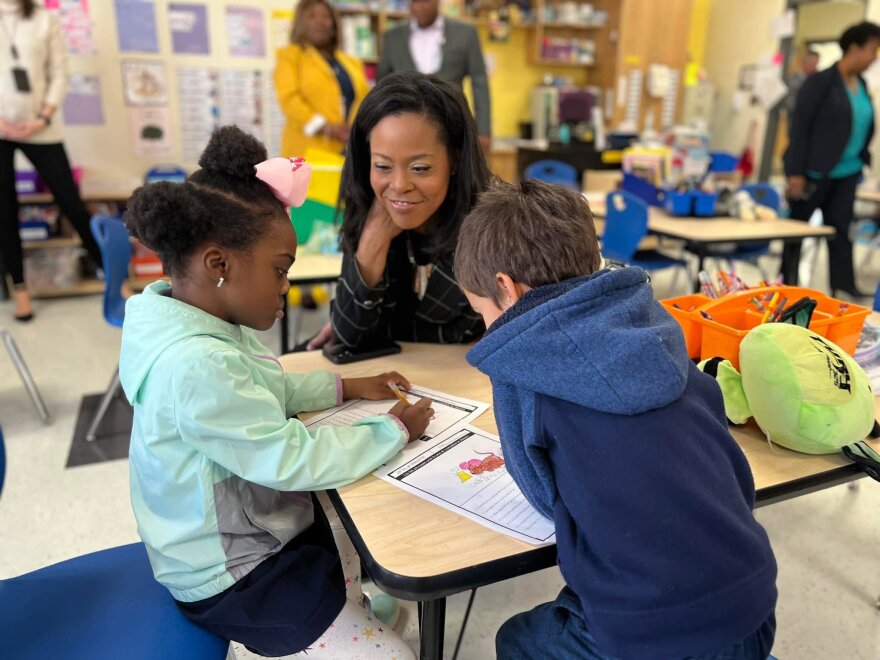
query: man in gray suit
378 0 491 150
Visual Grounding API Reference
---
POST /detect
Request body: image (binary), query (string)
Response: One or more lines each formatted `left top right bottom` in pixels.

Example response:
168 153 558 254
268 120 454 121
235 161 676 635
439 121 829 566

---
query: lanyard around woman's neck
0 13 18 60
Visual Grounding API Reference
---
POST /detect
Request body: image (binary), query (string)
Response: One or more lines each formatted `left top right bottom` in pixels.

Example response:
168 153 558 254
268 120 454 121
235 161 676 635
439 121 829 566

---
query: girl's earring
217 276 225 288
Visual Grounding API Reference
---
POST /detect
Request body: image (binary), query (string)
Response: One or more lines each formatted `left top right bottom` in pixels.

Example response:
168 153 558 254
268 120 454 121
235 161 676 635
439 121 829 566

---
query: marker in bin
698 271 718 298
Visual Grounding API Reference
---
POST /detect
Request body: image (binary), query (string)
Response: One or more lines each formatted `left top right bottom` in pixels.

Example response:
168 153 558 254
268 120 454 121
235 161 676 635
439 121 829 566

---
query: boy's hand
342 371 411 401
390 397 433 441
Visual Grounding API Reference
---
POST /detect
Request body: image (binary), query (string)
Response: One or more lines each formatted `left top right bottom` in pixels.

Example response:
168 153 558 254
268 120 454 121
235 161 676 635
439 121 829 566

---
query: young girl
119 126 430 658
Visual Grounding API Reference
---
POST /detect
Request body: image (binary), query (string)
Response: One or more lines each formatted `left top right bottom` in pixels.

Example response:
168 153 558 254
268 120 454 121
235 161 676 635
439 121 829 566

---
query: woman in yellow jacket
275 0 370 157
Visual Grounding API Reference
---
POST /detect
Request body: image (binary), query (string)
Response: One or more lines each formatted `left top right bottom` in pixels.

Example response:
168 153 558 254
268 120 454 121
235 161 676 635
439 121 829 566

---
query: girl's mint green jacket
120 282 407 602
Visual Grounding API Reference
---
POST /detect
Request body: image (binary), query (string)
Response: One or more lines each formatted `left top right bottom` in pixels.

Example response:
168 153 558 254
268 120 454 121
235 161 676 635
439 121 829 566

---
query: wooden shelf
18 193 54 204
534 59 595 68
31 278 104 299
540 21 605 29
22 236 82 250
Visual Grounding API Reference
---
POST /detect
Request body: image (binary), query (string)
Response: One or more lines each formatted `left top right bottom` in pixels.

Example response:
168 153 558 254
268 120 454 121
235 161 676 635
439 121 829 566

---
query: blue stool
0 427 228 659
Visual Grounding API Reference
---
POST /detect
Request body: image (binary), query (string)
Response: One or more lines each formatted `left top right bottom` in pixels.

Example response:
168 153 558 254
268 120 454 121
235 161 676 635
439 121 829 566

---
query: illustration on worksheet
456 451 505 482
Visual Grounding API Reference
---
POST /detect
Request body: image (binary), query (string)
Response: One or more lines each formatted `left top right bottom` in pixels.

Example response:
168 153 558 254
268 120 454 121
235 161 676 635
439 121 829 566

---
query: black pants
780 173 859 291
0 140 102 285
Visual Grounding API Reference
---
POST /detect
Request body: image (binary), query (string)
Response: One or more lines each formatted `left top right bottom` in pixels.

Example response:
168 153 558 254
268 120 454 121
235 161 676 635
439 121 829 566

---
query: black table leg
0 253 8 301
692 245 707 293
280 296 290 354
418 598 446 660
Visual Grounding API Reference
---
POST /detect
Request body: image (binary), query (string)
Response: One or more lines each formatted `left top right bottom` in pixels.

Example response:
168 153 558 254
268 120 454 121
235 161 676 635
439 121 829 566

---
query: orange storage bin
661 286 870 370
698 308 764 369
659 293 711 359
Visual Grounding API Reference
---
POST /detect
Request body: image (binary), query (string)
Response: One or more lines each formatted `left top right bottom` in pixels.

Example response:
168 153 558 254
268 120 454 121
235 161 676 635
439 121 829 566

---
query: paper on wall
62 74 104 125
114 0 158 53
169 3 210 55
226 6 266 57
44 0 97 55
770 9 795 41
129 106 173 156
121 60 168 106
177 66 218 162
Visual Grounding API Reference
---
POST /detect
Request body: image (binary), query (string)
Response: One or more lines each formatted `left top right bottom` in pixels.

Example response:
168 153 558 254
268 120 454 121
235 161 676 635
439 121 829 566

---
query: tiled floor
1 248 879 659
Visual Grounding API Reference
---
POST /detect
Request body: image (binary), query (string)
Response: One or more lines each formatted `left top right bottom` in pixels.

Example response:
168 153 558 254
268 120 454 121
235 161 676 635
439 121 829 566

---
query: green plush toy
699 323 875 454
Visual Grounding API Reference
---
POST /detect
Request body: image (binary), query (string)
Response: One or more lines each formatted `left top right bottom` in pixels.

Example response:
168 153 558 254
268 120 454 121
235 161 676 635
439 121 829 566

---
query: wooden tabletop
856 187 880 204
287 253 342 284
279 343 877 582
587 197 835 244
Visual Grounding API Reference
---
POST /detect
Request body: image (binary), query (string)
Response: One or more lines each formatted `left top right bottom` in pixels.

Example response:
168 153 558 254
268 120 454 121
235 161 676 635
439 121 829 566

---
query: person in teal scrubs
783 22 880 298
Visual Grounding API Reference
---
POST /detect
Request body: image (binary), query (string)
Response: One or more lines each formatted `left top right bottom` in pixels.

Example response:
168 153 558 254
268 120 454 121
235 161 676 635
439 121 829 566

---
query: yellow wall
687 0 710 67
473 26 588 138
701 0 785 168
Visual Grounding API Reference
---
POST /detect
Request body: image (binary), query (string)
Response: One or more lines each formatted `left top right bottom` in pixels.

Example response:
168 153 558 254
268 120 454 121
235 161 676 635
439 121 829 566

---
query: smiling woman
304 72 493 350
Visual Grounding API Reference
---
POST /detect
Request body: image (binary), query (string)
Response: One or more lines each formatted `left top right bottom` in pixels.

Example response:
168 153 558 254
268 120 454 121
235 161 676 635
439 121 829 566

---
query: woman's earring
217 276 225 288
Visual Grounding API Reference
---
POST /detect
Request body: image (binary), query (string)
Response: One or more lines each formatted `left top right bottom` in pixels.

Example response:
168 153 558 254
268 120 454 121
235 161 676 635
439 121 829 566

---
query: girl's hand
342 371 411 401
390 397 433 441
5 118 48 140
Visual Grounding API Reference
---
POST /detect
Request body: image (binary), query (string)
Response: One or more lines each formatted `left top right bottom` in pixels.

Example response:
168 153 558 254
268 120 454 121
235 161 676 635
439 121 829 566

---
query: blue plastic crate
693 191 718 217
709 152 738 173
664 190 693 216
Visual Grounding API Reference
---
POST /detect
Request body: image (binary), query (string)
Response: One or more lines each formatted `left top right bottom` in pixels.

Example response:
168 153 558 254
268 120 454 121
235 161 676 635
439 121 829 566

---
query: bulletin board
21 0 300 191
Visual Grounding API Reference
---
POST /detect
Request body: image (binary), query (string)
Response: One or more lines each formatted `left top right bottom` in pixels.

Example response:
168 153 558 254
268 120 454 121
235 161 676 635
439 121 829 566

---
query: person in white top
378 0 491 152
0 0 101 321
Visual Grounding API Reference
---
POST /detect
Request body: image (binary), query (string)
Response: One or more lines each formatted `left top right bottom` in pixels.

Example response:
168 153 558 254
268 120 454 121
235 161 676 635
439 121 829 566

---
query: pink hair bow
254 157 312 208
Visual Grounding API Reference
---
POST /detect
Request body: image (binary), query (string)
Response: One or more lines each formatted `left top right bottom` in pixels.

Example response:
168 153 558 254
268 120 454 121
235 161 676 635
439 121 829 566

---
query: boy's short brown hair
455 180 602 305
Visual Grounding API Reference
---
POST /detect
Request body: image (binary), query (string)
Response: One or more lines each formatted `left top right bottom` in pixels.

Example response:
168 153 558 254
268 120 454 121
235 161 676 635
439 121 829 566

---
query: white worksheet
304 384 489 442
376 424 556 546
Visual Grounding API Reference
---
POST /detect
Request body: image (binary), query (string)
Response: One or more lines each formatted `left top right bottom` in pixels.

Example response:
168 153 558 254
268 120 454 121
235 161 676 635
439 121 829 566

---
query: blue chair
873 283 880 311
524 159 578 189
603 190 689 292
85 215 132 442
705 183 780 279
0 428 229 659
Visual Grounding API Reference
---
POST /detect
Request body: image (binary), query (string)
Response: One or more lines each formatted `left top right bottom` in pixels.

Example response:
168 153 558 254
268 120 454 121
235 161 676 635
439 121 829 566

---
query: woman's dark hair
840 21 880 52
124 126 287 277
290 0 339 51
338 71 493 259
19 0 36 19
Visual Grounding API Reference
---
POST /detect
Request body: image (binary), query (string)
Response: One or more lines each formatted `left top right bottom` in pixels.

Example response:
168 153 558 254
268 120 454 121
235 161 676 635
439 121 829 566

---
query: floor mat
66 393 132 468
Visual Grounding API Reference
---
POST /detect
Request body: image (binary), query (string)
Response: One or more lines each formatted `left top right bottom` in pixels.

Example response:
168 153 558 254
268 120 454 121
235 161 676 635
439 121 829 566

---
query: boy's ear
495 273 530 308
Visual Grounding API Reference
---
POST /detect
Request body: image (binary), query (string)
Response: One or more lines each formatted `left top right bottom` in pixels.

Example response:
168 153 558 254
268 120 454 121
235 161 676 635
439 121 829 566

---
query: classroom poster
177 66 219 162
128 106 173 156
226 6 265 57
121 60 168 106
168 3 210 55
44 0 97 55
219 69 264 142
61 74 104 125
114 0 158 53
266 73 285 158
271 9 293 50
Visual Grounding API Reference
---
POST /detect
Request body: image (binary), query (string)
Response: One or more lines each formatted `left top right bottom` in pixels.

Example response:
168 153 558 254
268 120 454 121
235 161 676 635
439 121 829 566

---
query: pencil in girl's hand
387 381 411 407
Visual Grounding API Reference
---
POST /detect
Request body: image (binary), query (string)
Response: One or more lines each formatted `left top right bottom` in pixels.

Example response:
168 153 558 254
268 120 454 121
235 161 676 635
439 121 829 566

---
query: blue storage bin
664 190 693 216
622 173 662 206
693 191 718 217
709 152 738 173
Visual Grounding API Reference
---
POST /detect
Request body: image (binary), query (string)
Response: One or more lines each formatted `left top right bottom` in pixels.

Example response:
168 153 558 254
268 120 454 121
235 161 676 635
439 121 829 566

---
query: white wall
701 0 784 174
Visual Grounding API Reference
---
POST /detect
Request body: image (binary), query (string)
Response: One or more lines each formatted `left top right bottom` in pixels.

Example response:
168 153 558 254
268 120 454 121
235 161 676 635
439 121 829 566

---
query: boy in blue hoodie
454 180 778 660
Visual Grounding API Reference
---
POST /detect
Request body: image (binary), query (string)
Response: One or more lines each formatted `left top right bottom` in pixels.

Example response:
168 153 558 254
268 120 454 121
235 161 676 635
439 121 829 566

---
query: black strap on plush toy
841 441 880 483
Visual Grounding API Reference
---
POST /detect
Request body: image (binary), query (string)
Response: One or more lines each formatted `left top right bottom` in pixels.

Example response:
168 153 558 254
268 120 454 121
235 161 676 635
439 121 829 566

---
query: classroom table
279 343 878 660
280 253 343 354
589 198 836 290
